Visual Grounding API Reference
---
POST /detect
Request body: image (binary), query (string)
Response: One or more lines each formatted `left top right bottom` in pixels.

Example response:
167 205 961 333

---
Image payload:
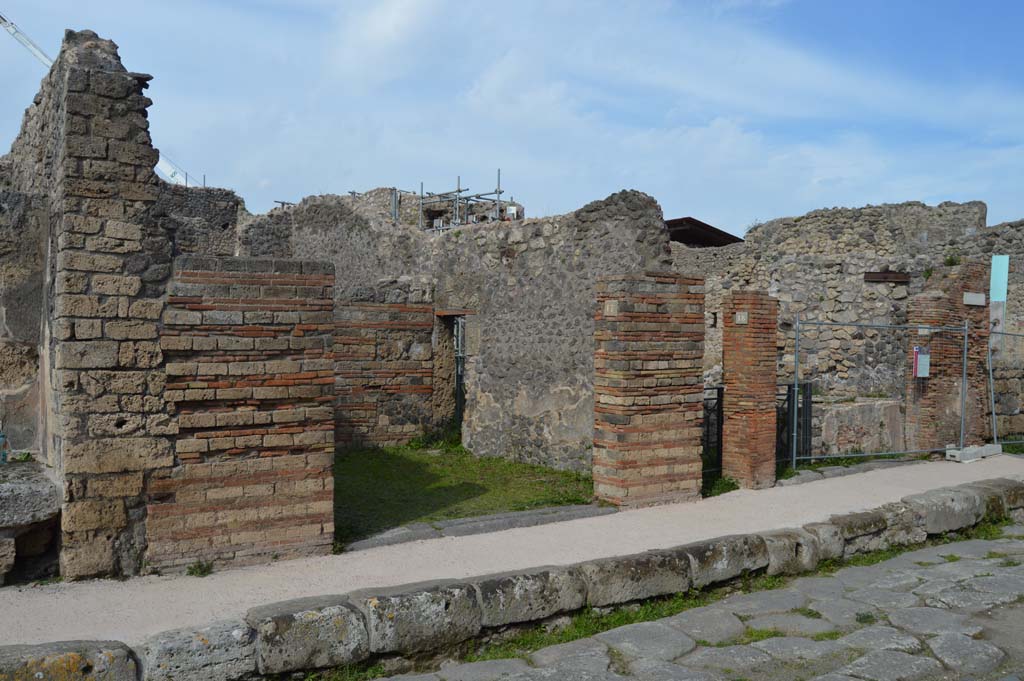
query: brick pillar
906 262 990 451
722 291 778 489
593 272 704 507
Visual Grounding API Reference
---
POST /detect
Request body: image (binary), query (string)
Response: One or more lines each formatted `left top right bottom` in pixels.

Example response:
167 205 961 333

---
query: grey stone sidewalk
386 527 1024 681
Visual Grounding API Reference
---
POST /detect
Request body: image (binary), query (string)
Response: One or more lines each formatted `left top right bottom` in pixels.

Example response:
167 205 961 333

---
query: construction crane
1 11 194 186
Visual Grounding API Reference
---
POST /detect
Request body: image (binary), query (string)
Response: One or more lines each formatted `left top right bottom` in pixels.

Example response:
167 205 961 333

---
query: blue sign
991 255 1010 303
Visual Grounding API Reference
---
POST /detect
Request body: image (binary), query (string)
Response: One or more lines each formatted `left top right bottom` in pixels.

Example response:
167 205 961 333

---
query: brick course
152 256 335 570
334 277 437 447
593 272 704 506
722 291 778 489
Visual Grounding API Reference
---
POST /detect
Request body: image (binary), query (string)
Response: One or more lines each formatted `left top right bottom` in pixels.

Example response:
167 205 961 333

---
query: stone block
0 536 15 584
474 566 587 628
829 510 887 540
677 534 769 588
141 619 257 681
62 499 126 533
803 522 845 561
60 534 116 579
580 550 691 606
901 487 986 534
56 341 119 369
245 596 368 674
63 437 173 474
349 581 482 654
759 528 820 575
0 461 61 529
0 640 137 680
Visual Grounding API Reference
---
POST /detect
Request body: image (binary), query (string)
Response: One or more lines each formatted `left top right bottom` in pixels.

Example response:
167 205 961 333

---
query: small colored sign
991 255 1010 303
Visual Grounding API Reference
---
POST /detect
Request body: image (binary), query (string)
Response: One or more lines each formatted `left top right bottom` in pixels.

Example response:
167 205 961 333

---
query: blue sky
2 0 1022 234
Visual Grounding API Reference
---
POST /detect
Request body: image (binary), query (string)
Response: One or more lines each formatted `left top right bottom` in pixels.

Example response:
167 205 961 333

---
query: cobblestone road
389 527 1024 681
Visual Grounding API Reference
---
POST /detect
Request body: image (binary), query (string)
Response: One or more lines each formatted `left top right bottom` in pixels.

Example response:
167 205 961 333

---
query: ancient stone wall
333 276 437 448
155 184 246 257
672 201 988 395
592 272 704 506
249 190 671 470
152 256 335 570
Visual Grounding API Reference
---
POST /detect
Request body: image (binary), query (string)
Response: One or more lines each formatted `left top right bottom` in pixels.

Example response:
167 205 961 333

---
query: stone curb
3 476 1022 681
344 504 618 551
775 458 927 487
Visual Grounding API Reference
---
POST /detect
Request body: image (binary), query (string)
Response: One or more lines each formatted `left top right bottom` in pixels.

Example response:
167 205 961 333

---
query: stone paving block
789 576 845 600
350 581 482 654
502 668 627 681
677 534 769 588
719 588 807 616
0 640 137 680
595 621 695 661
837 650 943 681
751 636 846 661
580 551 691 607
837 626 922 653
383 674 440 681
245 595 369 673
926 632 1005 675
528 638 610 674
436 659 533 680
925 584 1020 611
744 613 835 637
886 607 983 636
665 606 746 645
627 658 721 681
475 566 587 628
845 587 921 610
808 598 879 628
140 619 256 681
810 675 860 681
678 644 772 671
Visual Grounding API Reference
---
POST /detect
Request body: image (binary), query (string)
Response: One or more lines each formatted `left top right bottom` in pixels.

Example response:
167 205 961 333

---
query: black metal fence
701 386 724 494
776 382 812 473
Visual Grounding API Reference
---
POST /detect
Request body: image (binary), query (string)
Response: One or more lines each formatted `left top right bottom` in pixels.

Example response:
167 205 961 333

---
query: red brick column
906 262 990 451
593 272 704 507
722 291 778 489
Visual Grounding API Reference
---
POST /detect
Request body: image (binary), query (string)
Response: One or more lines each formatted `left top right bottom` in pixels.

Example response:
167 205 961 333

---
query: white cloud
1 0 1022 231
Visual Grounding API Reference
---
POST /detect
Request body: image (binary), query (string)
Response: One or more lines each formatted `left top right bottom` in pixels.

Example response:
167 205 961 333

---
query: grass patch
464 589 721 662
186 560 213 577
334 427 593 547
855 612 877 625
1002 441 1024 455
1001 558 1021 568
303 663 388 681
794 607 822 619
941 554 961 563
703 476 740 498
812 631 844 641
985 551 1008 559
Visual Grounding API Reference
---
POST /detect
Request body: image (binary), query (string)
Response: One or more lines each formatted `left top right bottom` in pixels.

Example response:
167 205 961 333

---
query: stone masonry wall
672 201 987 394
593 273 704 506
722 291 778 488
152 255 334 570
333 277 437 448
905 261 990 452
33 31 175 579
251 190 670 470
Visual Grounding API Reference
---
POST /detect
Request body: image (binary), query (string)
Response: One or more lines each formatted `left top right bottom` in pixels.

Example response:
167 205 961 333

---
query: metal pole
959 319 969 451
419 182 423 230
988 333 999 445
791 313 800 470
496 168 502 220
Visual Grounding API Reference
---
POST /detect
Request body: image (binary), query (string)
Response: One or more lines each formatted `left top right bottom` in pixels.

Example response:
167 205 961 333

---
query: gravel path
1 456 1023 647
401 529 1024 680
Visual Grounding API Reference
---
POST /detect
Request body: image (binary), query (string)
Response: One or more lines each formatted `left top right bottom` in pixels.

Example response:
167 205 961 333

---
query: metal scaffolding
418 169 507 232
